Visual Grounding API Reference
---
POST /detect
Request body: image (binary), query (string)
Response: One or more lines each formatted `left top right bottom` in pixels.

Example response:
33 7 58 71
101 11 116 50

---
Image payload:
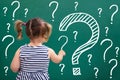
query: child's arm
48 48 65 63
10 49 20 73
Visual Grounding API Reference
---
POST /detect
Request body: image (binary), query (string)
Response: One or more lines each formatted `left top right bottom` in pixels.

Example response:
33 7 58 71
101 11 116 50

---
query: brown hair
15 18 52 42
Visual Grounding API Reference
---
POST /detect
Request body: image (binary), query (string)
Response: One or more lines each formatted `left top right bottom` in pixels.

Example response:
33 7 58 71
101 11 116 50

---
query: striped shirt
16 44 50 80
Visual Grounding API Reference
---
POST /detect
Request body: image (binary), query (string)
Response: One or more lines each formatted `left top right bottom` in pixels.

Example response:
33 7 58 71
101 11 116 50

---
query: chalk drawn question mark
4 66 8 76
74 2 79 11
3 7 8 16
24 8 28 17
109 4 118 24
59 12 100 75
115 47 119 57
87 54 92 65
2 35 15 58
11 1 20 20
58 35 68 50
73 31 78 42
100 39 113 62
105 27 109 37
98 8 102 17
94 67 99 78
49 1 59 22
6 23 11 33
59 63 65 75
109 59 118 79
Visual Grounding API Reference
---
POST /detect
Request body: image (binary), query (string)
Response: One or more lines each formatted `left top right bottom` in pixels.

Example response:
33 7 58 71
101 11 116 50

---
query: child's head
15 18 52 42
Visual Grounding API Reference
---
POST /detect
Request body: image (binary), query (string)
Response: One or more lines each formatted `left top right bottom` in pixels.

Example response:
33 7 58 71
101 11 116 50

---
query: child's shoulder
43 45 49 49
19 44 28 49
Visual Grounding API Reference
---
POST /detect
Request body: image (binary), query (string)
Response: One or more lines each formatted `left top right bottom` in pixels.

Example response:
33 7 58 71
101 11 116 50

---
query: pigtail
44 22 52 41
15 20 24 40
46 23 52 37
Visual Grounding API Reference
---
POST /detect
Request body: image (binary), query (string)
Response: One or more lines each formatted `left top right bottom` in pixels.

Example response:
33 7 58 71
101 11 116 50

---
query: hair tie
39 19 45 27
22 23 26 26
41 22 45 27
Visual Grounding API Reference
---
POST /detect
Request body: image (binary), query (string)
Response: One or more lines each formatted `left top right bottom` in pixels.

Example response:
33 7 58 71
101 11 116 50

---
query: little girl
11 18 65 80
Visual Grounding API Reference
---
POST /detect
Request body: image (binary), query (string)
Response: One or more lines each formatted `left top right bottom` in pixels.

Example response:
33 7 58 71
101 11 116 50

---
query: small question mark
2 35 15 58
11 1 20 20
24 8 28 17
4 66 9 76
109 4 118 24
74 1 79 11
100 39 113 62
109 59 118 79
59 63 65 75
87 54 92 65
58 35 68 50
98 8 102 17
94 67 99 78
105 27 109 37
73 31 78 42
115 47 119 57
6 23 11 33
3 7 8 16
49 1 59 22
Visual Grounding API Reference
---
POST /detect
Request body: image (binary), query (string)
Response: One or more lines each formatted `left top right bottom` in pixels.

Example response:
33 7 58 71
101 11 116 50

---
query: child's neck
29 38 43 47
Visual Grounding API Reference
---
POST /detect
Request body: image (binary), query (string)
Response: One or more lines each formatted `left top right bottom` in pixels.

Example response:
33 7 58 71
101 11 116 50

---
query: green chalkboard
0 0 120 80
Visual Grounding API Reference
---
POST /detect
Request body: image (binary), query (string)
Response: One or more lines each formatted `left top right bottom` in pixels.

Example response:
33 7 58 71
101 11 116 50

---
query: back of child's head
15 18 52 42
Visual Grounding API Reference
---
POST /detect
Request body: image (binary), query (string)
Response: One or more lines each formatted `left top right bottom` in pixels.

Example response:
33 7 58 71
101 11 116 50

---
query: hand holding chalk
59 50 66 56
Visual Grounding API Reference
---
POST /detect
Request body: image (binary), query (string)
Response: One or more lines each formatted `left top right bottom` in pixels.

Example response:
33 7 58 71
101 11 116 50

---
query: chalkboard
0 0 120 80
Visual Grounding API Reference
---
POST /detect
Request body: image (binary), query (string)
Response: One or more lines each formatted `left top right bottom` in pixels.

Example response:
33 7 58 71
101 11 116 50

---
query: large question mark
98 8 102 17
6 23 11 33
105 27 109 37
109 4 118 24
73 31 78 42
115 47 119 57
74 1 79 11
87 54 92 65
2 35 15 58
49 1 59 22
109 59 118 79
3 7 8 16
24 8 28 17
59 63 65 75
11 1 20 20
59 12 100 75
100 39 113 62
94 67 99 78
4 66 9 76
58 35 68 50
